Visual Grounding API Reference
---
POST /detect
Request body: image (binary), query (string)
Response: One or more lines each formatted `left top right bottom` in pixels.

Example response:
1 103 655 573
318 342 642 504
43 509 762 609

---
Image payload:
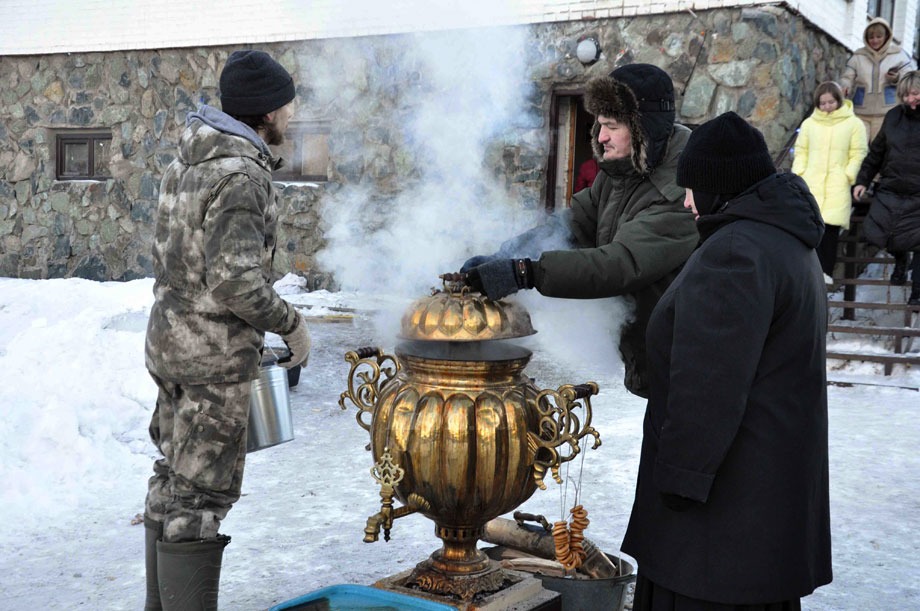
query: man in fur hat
463 64 698 397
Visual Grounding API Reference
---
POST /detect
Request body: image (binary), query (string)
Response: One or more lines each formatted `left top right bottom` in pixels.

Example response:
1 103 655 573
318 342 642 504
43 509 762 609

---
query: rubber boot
891 255 908 286
157 535 230 611
144 517 163 611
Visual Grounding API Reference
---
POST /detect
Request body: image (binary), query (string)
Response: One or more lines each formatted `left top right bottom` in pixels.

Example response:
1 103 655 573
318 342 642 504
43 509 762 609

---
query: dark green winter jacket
533 125 698 397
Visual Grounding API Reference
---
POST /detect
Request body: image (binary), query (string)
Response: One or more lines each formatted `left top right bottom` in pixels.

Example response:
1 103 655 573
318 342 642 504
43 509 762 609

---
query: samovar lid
399 280 537 342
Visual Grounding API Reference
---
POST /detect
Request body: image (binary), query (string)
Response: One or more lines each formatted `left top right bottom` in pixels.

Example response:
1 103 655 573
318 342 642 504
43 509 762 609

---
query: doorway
546 90 596 212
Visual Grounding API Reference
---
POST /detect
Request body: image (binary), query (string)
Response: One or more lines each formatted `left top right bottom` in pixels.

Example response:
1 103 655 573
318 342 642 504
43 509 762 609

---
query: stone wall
0 5 849 282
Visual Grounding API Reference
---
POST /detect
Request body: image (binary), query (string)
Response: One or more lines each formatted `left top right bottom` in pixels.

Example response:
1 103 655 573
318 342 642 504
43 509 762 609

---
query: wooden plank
303 314 354 323
826 351 920 365
293 304 359 313
833 278 906 286
827 379 919 391
828 301 920 312
837 256 895 264
828 325 920 337
564 100 577 207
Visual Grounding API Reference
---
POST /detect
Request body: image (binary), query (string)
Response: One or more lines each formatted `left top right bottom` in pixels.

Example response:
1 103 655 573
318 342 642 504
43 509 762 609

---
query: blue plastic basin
269 584 455 610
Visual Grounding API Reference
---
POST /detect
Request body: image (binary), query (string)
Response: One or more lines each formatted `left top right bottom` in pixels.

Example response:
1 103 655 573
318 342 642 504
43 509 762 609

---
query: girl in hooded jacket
792 81 867 283
853 71 920 305
840 18 915 142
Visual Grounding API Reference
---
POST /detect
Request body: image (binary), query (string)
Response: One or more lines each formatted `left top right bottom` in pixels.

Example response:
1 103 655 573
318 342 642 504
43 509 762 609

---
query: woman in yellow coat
793 81 868 282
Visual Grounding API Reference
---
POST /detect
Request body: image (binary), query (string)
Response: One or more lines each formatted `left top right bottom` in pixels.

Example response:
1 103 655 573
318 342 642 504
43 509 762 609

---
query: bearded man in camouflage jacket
142 50 310 611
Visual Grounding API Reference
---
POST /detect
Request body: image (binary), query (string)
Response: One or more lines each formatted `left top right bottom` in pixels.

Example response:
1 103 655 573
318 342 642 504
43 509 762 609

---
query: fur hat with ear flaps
584 63 676 174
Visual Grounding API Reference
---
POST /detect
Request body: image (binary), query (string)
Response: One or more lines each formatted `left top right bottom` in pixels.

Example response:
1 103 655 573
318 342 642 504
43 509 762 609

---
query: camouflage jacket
145 107 298 384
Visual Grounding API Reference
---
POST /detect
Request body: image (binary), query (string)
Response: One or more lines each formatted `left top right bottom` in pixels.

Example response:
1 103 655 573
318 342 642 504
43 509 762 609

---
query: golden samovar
339 280 601 600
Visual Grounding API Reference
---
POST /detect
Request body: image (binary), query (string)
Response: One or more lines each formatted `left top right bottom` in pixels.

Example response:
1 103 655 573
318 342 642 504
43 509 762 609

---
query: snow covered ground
0 272 918 610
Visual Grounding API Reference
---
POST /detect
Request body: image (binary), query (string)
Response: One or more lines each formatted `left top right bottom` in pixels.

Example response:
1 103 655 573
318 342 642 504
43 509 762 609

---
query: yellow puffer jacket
792 100 867 229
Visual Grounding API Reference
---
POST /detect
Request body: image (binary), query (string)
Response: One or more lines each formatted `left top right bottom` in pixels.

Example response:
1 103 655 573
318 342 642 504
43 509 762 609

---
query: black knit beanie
219 50 295 116
676 111 775 194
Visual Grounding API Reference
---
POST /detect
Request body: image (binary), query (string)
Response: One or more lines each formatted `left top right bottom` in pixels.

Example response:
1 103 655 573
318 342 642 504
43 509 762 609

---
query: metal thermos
247 363 293 453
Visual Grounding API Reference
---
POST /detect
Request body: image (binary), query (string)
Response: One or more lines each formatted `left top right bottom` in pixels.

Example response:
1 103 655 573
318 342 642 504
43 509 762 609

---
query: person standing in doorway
792 81 867 283
142 50 311 610
574 131 600 192
574 156 599 192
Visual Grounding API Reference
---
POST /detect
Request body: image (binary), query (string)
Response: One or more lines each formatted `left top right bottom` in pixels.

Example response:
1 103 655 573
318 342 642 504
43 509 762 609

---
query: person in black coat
853 71 920 304
621 112 832 611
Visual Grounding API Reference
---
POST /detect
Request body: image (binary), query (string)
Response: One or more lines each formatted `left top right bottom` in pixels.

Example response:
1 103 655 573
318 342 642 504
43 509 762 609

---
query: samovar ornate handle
527 381 602 490
338 346 400 437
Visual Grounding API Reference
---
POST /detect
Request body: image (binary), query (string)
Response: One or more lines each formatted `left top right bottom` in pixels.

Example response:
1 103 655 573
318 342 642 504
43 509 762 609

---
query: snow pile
0 274 389 538
0 277 157 535
272 273 311 296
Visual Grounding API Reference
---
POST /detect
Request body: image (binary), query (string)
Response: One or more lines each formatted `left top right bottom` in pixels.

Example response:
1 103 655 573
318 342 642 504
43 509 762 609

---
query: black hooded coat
621 172 832 604
856 104 920 252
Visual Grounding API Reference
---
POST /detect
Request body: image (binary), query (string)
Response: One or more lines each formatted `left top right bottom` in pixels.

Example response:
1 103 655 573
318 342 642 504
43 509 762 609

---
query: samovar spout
364 448 429 543
364 496 429 542
363 508 391 543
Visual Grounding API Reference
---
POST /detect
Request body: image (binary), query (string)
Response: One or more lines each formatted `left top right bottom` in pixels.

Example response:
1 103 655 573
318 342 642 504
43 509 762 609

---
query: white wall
790 0 864 50
892 0 919 55
0 0 910 56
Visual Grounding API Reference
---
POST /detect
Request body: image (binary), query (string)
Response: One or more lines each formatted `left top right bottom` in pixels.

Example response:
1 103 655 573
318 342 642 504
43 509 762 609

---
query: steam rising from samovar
339 278 601 600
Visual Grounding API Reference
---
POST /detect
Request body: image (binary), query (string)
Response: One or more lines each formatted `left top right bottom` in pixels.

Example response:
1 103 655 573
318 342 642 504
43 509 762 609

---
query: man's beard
263 120 285 146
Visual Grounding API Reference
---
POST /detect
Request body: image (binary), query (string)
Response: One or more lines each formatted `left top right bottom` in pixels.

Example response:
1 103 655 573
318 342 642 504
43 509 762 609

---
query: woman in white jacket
840 18 915 141
793 81 868 283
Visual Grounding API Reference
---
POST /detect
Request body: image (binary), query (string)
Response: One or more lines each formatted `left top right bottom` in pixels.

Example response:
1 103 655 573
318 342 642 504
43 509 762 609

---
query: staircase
826 209 920 380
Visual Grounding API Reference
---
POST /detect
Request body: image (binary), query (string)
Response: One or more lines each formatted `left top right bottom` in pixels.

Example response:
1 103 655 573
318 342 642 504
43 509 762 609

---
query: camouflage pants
145 374 250 542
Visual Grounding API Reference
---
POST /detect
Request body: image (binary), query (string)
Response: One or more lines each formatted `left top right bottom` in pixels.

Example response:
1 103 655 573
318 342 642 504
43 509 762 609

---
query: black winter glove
660 492 699 512
466 258 534 301
460 254 498 273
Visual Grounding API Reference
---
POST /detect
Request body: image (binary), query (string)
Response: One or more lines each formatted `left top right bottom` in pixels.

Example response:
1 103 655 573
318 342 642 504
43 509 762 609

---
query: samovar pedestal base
406 555 504 600
375 568 561 611
403 524 503 599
